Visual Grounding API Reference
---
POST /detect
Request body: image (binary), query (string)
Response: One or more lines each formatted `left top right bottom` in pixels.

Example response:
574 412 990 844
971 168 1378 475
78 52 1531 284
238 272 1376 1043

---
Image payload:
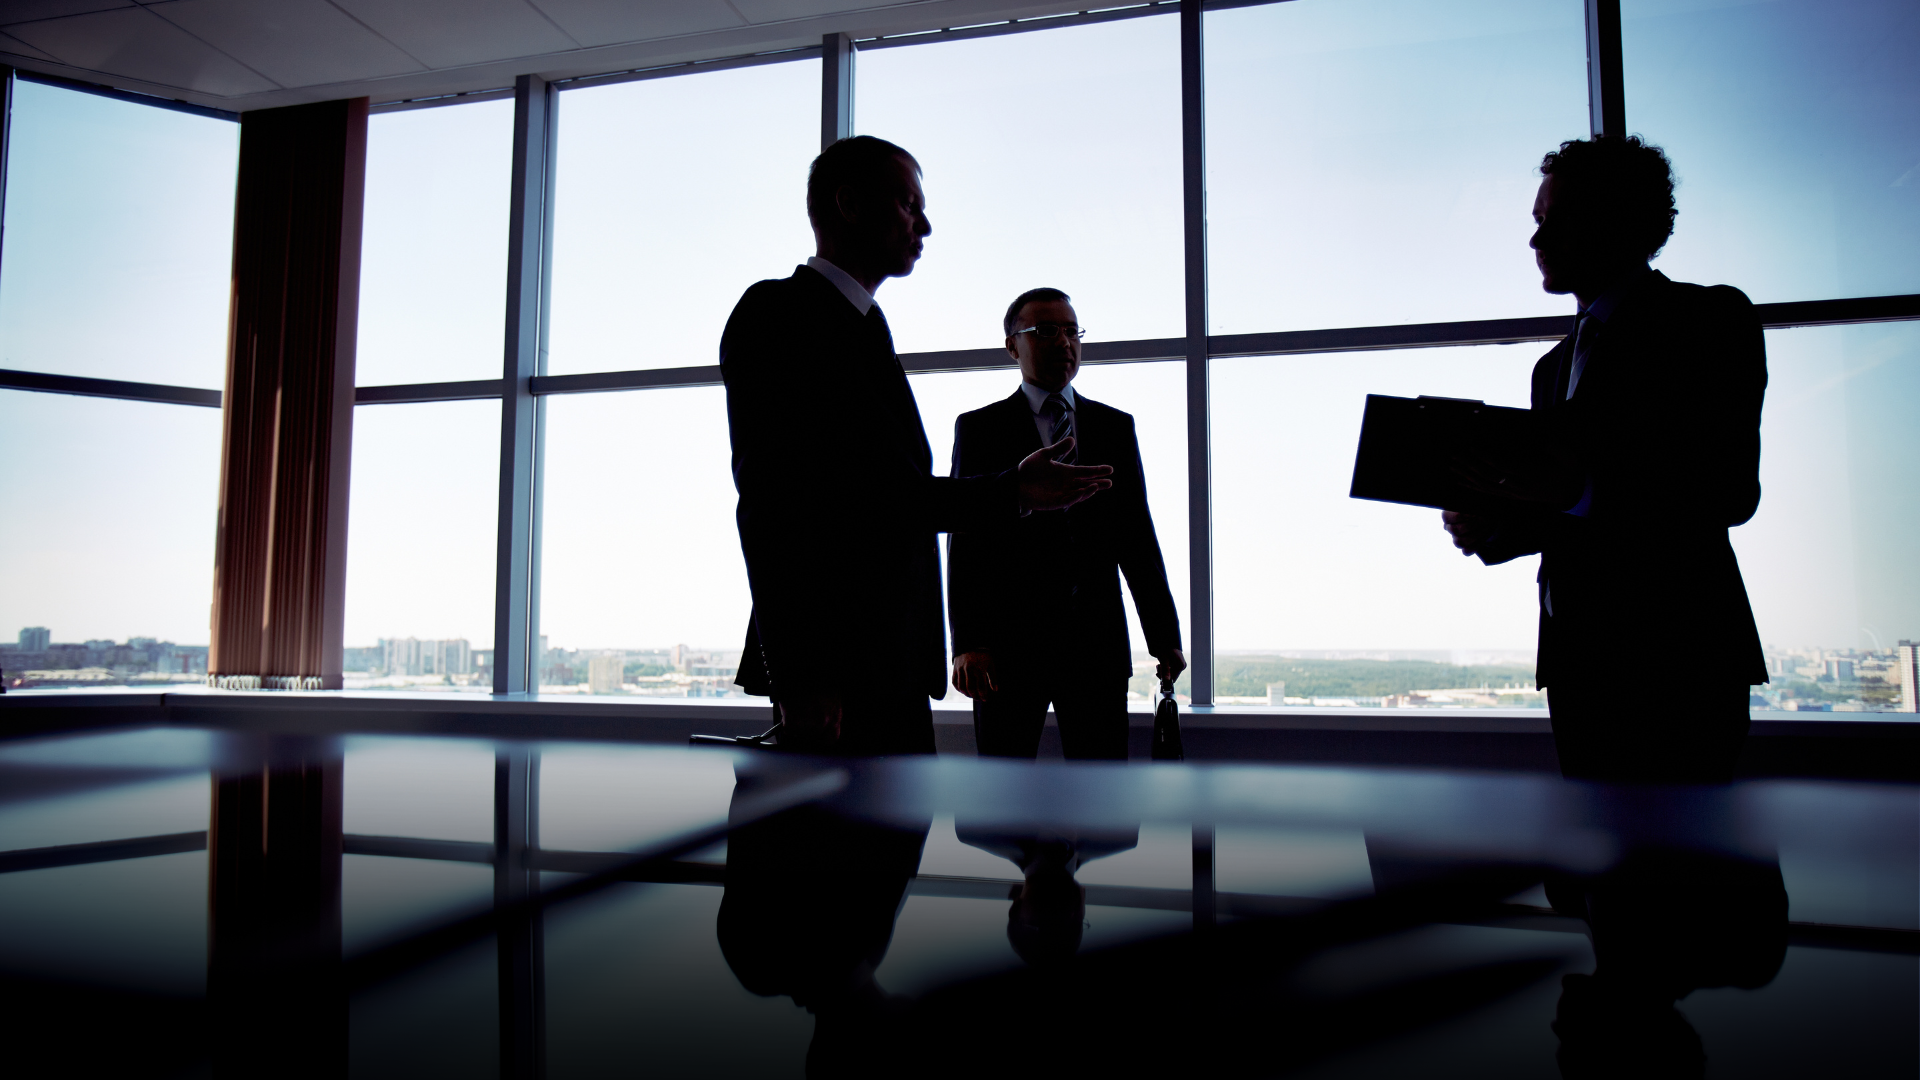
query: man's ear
1005 336 1020 361
832 183 862 226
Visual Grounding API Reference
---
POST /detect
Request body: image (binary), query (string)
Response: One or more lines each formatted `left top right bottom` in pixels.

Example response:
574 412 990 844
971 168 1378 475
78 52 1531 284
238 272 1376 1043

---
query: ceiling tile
5 5 276 95
728 0 899 22
0 0 133 25
329 0 577 69
155 0 425 88
0 28 63 60
525 0 742 49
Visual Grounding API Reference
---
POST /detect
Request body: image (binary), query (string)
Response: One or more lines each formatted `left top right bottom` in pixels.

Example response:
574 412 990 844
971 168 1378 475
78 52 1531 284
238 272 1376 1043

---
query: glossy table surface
0 725 1914 1078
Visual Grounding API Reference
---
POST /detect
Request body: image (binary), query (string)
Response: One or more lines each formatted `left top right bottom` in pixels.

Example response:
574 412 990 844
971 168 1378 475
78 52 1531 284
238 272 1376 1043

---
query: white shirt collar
805 256 875 316
1019 381 1076 413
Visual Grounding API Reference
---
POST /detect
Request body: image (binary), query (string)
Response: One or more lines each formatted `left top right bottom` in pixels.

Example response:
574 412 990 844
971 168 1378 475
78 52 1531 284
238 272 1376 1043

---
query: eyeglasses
1012 322 1087 341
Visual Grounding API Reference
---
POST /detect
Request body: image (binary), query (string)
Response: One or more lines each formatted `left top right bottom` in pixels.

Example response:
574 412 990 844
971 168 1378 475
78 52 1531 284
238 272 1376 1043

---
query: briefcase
1150 680 1184 761
1349 394 1540 514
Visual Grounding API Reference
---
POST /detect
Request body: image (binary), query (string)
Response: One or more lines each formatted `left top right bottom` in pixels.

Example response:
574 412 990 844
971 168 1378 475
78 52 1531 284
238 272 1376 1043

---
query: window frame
3 0 1917 704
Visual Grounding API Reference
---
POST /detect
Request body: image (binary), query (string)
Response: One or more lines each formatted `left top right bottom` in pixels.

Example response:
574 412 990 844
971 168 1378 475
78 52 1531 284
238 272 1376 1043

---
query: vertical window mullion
1181 0 1213 706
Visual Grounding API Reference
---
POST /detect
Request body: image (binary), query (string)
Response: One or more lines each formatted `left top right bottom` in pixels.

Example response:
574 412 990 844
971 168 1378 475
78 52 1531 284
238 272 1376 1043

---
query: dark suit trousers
777 683 936 757
974 660 1129 761
1549 681 1751 783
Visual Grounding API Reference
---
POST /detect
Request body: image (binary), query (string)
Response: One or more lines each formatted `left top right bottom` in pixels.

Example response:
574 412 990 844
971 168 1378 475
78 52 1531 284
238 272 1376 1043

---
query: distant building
378 637 472 677
1267 682 1286 706
588 655 624 694
1824 657 1854 682
1900 641 1919 714
20 627 51 651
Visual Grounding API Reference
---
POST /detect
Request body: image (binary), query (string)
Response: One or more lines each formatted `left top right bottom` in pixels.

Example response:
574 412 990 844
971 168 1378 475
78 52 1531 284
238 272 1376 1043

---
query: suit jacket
1476 270 1768 689
721 266 1020 701
947 389 1181 681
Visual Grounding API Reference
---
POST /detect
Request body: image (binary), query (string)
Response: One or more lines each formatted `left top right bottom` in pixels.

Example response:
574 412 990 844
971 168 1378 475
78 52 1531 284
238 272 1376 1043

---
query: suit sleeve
945 415 995 657
1113 415 1184 659
721 285 861 698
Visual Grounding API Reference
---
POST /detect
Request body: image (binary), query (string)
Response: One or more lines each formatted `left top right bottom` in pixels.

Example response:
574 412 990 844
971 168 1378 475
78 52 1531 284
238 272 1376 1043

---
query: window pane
1211 347 1542 706
858 16 1183 353
910 361 1189 701
0 82 237 388
0 391 219 687
356 101 513 386
538 387 751 696
1205 0 1587 334
342 400 500 690
546 61 820 377
1621 0 1920 305
1736 323 1919 713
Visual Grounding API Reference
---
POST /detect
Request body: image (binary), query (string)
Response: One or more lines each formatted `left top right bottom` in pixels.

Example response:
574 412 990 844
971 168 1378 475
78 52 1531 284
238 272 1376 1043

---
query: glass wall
537 387 749 696
1621 0 1920 304
342 400 501 690
857 15 1184 354
0 392 222 688
1204 0 1588 334
546 61 821 376
10 0 1918 713
0 80 237 388
356 100 514 386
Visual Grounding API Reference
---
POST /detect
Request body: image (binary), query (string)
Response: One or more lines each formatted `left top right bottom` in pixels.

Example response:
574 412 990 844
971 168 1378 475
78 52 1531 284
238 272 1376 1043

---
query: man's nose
916 212 932 237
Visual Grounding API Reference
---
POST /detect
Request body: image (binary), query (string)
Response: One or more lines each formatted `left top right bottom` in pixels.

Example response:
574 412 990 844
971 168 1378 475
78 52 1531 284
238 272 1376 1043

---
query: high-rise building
19 627 50 651
588 655 625 694
1825 657 1854 682
1899 642 1919 714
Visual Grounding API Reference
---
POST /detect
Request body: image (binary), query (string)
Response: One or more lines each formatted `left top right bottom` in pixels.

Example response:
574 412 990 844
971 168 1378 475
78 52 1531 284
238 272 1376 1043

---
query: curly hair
1540 135 1678 259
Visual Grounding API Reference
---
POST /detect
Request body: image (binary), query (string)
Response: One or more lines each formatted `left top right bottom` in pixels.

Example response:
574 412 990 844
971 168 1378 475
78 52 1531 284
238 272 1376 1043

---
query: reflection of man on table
946 288 1185 760
955 823 1139 966
1441 136 1767 782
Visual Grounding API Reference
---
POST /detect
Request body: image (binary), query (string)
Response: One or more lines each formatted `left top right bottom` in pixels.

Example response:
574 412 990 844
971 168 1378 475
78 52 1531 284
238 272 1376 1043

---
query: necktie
1042 393 1077 464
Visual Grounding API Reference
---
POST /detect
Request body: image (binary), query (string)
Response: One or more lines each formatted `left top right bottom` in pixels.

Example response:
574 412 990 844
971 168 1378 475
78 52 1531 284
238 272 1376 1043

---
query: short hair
806 135 917 229
1003 287 1071 337
1540 135 1678 258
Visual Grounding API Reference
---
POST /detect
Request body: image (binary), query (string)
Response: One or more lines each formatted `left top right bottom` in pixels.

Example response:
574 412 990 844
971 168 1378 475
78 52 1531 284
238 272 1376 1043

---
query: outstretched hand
1016 438 1113 512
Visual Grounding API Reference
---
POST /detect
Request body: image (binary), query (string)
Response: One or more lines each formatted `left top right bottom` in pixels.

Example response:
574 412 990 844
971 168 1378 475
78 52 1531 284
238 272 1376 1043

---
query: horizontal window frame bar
547 45 821 94
13 69 238 122
354 378 506 404
854 2 1181 51
0 830 207 874
370 86 516 114
0 368 222 407
342 834 495 863
10 294 1914 409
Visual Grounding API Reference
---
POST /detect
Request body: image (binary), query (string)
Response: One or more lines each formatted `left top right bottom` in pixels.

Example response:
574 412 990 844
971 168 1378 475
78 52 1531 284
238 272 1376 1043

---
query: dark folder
1349 394 1537 514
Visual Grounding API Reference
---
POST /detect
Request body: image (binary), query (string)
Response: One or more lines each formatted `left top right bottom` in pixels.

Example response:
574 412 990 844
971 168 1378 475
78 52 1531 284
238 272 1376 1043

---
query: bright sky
1 0 1915 661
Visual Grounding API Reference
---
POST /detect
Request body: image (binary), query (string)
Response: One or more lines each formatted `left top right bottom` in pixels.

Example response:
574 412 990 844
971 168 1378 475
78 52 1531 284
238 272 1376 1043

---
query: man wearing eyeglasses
946 288 1186 759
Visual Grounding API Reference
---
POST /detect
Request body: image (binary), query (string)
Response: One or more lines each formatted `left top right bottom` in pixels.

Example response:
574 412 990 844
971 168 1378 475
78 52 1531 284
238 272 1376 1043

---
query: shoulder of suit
1627 275 1758 332
1072 394 1133 425
956 393 1026 427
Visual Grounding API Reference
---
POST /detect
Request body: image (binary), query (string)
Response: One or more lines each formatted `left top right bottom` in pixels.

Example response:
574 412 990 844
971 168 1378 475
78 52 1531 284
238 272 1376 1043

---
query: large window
0 80 238 388
546 61 821 376
1205 0 1588 333
857 15 1184 353
0 80 234 689
1211 346 1542 705
537 387 749 697
356 100 514 386
342 400 500 691
1620 0 1920 304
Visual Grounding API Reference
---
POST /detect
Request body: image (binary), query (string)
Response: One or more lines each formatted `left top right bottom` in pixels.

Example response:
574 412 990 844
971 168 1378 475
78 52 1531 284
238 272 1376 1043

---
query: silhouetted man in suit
947 288 1184 759
721 138 1115 756
1441 136 1767 782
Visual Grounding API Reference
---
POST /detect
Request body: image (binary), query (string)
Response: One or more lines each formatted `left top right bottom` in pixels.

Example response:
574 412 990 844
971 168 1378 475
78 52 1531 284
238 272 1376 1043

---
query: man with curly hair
1440 136 1768 781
